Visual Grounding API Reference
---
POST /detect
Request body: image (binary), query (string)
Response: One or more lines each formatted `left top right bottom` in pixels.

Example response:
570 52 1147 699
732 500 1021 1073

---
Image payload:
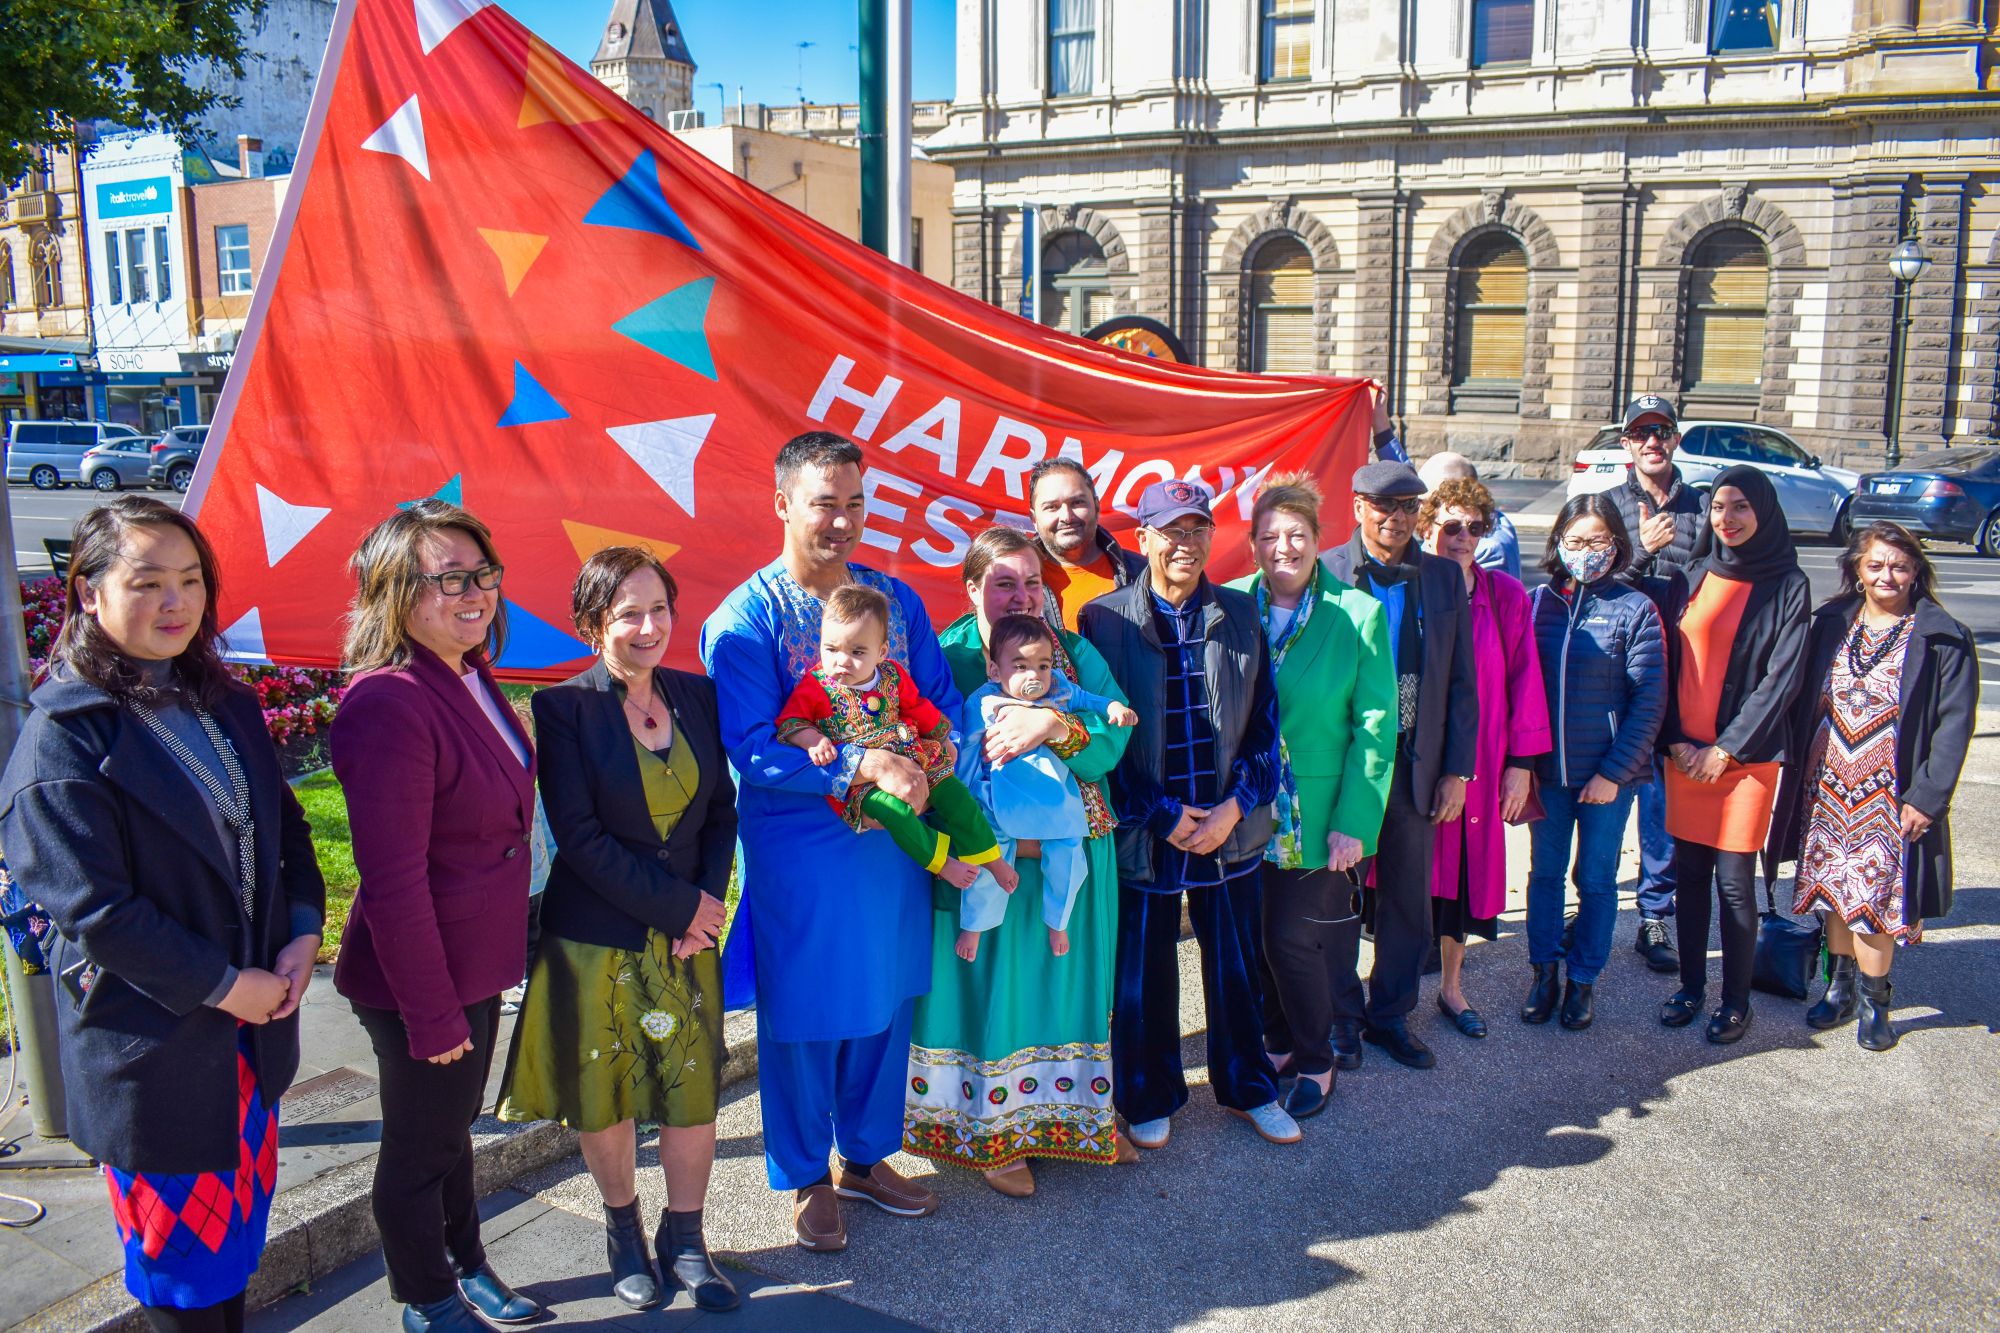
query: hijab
1700 464 1799 584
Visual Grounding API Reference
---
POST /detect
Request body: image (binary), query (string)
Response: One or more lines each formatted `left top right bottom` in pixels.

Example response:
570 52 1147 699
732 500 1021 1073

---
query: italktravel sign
95 177 173 219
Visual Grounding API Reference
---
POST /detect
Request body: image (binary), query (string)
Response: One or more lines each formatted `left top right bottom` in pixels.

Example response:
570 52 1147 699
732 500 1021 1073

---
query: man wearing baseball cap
1080 479 1298 1149
1323 460 1480 1071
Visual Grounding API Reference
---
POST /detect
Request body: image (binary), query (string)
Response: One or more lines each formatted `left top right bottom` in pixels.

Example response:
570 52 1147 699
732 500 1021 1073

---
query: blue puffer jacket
1530 577 1668 789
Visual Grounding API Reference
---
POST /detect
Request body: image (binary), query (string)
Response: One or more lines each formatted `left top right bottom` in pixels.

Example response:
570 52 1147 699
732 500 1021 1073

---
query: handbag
1504 770 1546 826
1751 870 1823 1000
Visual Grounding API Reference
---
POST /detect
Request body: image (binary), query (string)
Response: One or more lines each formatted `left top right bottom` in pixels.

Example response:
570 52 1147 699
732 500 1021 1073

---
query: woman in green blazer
1228 473 1396 1119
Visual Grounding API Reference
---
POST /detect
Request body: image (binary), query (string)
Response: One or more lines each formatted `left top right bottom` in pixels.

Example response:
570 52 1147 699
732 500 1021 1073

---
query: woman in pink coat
1421 478 1551 1038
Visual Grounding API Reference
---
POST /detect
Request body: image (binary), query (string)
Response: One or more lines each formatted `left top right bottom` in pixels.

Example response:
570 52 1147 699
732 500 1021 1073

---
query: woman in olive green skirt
497 548 739 1314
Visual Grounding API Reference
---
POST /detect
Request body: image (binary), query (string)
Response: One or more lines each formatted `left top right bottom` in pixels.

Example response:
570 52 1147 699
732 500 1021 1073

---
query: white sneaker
1231 1100 1302 1145
1127 1116 1172 1149
500 983 526 1016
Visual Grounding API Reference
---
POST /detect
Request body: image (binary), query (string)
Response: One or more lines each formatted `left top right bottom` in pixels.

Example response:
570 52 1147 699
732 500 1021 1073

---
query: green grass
293 770 359 963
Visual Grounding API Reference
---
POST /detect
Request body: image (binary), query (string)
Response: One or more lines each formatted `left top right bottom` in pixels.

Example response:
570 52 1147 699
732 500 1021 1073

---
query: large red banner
189 0 1372 677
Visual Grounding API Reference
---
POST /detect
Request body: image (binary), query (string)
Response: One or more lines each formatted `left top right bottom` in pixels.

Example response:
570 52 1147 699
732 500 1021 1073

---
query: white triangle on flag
414 0 491 54
255 483 331 566
606 415 714 517
219 607 267 663
361 96 430 181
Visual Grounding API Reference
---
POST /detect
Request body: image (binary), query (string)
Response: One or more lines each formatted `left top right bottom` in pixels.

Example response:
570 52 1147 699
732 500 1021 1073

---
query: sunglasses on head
1361 495 1422 516
1436 519 1492 539
1624 423 1676 442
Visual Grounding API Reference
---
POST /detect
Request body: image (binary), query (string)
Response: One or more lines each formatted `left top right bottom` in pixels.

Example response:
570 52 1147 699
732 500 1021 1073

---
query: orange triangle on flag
476 228 548 297
519 36 614 128
561 519 683 564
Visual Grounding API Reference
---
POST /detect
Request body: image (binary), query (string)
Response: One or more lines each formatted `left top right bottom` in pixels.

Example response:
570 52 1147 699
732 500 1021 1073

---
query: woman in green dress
498 547 738 1313
904 525 1134 1198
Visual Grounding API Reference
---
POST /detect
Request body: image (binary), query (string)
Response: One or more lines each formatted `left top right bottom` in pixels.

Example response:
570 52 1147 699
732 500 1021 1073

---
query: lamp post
1884 234 1931 469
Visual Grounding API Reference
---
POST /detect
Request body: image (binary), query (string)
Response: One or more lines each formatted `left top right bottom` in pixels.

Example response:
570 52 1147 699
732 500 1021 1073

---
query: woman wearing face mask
1416 478 1548 1039
1659 466 1812 1043
1766 523 1976 1051
1522 496 1667 1032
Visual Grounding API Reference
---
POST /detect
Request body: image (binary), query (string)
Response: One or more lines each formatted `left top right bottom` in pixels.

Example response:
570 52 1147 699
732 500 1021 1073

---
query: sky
505 0 958 116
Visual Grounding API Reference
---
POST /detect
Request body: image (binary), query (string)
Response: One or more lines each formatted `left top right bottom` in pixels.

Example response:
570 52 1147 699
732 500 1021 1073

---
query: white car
1565 419 1859 540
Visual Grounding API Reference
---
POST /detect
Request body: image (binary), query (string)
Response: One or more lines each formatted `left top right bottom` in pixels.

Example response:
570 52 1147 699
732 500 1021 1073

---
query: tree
0 0 263 185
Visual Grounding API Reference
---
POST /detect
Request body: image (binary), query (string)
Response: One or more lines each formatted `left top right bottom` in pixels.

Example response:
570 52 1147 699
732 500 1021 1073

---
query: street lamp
1884 234 1931 469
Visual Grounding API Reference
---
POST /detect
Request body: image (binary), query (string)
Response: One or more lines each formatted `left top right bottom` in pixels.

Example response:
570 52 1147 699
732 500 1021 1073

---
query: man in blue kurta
700 432 958 1253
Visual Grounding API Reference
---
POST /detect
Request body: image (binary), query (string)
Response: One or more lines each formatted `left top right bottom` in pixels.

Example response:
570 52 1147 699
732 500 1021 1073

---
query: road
3 480 184 572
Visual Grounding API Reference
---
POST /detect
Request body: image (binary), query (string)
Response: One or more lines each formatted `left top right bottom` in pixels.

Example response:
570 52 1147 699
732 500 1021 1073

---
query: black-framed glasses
1558 536 1615 553
1437 519 1492 539
1623 423 1676 442
1151 522 1215 546
1361 495 1422 516
419 563 504 596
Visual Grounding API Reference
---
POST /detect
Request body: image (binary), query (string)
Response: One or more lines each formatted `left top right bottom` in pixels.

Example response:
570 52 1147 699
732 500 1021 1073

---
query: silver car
80 439 160 491
1565 418 1859 540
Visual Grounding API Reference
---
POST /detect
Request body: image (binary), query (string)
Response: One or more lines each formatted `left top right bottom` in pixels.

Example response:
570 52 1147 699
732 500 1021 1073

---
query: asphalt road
2 479 184 572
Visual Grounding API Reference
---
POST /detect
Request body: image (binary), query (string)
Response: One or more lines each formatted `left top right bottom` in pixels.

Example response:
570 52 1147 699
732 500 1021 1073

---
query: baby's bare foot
1048 927 1070 957
956 929 981 962
990 860 1020 893
940 858 979 889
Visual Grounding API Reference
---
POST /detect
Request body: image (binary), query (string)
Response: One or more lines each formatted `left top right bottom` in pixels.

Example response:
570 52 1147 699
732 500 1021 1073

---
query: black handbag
1751 872 1823 1000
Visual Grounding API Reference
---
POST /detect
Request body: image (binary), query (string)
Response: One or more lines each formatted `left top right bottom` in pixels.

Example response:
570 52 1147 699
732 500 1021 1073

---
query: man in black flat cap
1322 460 1479 1070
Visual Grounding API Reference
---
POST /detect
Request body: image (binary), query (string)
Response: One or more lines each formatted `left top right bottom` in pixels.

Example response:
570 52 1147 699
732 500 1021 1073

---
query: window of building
1249 235 1315 373
125 227 150 304
910 217 924 275
154 225 171 302
1710 0 1779 52
1451 232 1528 409
103 231 123 304
32 231 61 309
1683 229 1768 395
0 244 13 308
1472 0 1534 66
1048 0 1096 97
1039 229 1111 335
216 224 252 294
1261 0 1313 83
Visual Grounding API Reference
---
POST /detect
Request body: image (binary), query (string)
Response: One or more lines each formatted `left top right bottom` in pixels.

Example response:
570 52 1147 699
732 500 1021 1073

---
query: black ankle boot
659 1208 739 1312
1807 955 1858 1030
605 1199 661 1310
1521 963 1560 1024
1855 972 1897 1051
1559 978 1594 1031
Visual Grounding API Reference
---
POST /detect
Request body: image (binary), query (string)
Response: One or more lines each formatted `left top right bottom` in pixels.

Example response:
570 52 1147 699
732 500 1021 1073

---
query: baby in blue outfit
958 614 1136 961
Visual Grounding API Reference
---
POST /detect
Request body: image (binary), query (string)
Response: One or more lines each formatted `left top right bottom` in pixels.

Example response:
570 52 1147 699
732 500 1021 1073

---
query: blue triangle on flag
611 278 716 381
399 473 463 509
583 151 702 251
495 597 592 670
497 360 570 427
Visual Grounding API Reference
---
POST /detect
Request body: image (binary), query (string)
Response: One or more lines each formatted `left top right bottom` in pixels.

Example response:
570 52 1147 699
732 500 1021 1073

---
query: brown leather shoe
792 1184 846 1252
1112 1122 1140 1165
981 1161 1035 1198
833 1161 939 1217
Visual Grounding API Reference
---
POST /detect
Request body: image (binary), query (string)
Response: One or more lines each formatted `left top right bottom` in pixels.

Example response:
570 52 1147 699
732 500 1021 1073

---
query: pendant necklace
626 689 664 731
1843 613 1909 709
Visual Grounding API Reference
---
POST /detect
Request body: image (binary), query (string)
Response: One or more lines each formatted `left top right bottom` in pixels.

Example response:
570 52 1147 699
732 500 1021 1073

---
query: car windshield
1902 447 2000 476
1588 428 1621 451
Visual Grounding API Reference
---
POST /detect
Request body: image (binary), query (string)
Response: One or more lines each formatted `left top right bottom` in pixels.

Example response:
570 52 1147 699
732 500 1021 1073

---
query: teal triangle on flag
611 278 717 381
495 596 592 670
497 360 570 427
399 473 463 509
583 150 701 250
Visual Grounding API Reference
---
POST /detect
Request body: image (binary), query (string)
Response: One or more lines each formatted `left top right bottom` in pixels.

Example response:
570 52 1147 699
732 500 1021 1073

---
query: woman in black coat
0 498 325 1333
1766 522 1977 1050
1657 467 1812 1044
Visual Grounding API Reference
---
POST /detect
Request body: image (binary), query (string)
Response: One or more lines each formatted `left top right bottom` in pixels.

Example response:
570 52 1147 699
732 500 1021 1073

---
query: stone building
591 0 697 124
929 0 2000 474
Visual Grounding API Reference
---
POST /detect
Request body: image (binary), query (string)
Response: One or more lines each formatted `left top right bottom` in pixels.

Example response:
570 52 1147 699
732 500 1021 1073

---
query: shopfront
0 351 87 427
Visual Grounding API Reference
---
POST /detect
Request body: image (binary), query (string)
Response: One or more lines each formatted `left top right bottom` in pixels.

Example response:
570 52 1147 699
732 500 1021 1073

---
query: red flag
189 0 1372 677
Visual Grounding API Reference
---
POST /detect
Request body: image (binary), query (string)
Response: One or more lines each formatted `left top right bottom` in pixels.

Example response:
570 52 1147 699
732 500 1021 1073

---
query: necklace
623 687 665 731
1842 614 1909 708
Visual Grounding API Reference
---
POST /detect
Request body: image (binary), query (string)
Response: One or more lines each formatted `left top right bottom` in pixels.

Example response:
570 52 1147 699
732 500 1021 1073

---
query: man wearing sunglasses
1321 461 1479 1071
1603 393 1705 974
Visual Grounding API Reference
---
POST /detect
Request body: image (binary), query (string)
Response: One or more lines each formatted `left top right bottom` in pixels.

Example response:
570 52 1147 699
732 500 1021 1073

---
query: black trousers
142 1294 244 1333
1258 865 1357 1076
352 995 503 1305
1330 753 1433 1028
1673 840 1759 1009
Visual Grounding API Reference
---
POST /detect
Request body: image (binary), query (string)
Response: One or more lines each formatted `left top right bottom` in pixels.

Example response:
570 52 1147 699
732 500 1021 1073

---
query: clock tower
590 0 695 123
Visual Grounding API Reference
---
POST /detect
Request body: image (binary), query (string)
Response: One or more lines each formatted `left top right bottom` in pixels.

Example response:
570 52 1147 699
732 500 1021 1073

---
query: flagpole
885 0 912 267
859 0 885 256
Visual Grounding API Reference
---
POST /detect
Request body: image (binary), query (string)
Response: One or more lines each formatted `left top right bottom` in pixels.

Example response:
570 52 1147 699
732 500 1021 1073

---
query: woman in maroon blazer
331 500 539 1333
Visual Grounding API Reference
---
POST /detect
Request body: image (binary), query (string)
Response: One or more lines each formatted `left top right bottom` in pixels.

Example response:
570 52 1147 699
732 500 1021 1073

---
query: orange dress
1667 575 1781 853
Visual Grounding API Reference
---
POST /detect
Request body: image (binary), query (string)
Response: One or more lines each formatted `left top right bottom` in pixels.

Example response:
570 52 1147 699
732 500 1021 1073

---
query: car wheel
29 465 60 490
90 468 119 492
168 463 195 493
1826 502 1849 547
1978 509 2000 558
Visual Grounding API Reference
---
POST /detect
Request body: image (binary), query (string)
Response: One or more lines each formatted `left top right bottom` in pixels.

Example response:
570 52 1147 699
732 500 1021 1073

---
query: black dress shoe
1521 963 1560 1025
1706 1003 1751 1044
1362 1021 1435 1069
604 1199 660 1310
454 1263 540 1325
1807 955 1858 1030
1280 1072 1330 1119
658 1208 740 1313
1659 989 1703 1028
1329 1020 1363 1071
403 1298 485 1333
1635 918 1680 973
1437 995 1487 1039
1559 979 1594 1031
1854 972 1897 1052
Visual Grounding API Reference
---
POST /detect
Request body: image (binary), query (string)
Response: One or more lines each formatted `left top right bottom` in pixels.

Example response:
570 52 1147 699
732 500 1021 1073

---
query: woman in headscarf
1657 466 1812 1044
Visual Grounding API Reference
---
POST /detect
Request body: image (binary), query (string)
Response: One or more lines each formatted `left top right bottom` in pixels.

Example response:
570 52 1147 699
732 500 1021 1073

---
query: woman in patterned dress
1768 523 1977 1051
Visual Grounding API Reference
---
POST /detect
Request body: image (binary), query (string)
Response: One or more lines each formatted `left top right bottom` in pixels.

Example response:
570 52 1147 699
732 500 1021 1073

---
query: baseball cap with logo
1136 479 1215 528
1621 394 1679 430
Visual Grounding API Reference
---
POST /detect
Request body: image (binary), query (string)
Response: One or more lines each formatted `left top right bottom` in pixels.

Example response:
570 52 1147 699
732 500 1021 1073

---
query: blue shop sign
0 353 79 372
95 176 174 219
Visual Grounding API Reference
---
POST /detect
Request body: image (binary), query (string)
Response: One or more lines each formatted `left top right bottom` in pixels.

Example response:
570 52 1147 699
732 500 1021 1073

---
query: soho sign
95 175 174 220
99 347 182 373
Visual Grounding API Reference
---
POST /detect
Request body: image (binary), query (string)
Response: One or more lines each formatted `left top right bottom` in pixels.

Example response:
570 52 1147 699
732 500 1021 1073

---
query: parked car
148 424 209 493
5 420 152 489
80 439 158 491
1566 418 1859 539
1849 446 2000 556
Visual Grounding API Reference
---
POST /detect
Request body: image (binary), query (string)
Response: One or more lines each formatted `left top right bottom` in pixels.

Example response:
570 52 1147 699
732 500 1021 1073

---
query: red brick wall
185 176 282 321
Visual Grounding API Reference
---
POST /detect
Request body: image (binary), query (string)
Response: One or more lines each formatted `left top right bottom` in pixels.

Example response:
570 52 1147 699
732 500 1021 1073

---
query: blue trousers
961 834 1086 934
1633 756 1676 918
1526 783 1637 984
756 997 915 1191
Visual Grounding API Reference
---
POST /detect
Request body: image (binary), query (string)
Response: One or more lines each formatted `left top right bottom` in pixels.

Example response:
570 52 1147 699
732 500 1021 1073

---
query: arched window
1248 235 1315 373
1040 230 1111 335
31 231 61 310
0 244 14 309
1451 232 1527 410
1683 229 1768 395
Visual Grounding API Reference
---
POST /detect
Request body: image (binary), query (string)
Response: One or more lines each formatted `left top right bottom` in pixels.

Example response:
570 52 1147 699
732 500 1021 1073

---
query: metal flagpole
859 0 886 255
885 0 912 267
